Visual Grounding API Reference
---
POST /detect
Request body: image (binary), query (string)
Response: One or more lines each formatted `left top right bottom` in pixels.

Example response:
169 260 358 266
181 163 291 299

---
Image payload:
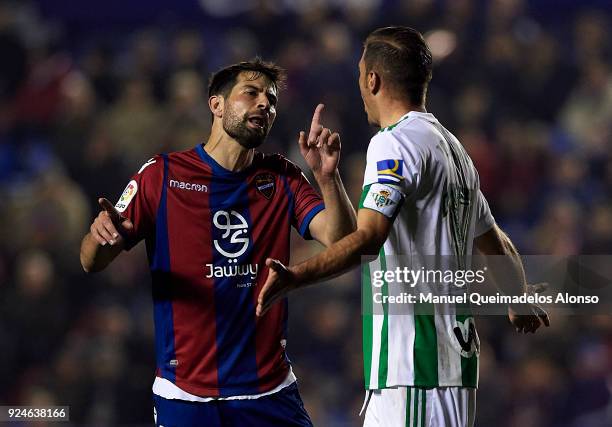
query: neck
204 122 254 172
377 99 427 128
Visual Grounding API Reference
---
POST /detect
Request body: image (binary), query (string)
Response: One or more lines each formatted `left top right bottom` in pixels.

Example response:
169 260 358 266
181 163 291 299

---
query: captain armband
359 183 405 219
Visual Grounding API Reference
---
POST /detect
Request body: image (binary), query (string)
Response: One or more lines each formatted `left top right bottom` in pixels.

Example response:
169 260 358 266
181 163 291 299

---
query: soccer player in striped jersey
80 59 356 427
257 27 549 427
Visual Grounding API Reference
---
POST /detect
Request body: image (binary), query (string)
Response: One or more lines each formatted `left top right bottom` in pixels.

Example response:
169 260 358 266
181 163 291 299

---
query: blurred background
0 0 611 426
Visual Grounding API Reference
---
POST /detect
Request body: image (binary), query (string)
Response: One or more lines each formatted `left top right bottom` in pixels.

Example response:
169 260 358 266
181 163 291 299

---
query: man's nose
256 94 270 111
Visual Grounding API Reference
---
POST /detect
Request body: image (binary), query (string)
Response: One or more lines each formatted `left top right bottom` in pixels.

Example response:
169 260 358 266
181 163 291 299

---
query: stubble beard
222 106 268 149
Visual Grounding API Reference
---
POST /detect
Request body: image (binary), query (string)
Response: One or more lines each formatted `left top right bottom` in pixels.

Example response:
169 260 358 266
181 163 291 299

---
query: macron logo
170 179 208 192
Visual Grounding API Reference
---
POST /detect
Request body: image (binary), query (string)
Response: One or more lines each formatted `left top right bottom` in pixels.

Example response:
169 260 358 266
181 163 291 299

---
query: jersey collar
378 111 437 133
195 144 256 178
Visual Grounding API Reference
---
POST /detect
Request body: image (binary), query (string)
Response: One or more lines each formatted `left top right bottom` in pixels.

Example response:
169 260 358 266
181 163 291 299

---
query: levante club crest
255 173 276 199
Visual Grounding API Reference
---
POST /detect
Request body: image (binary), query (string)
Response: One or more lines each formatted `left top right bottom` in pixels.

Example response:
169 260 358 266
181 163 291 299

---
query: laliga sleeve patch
360 183 404 218
115 180 138 213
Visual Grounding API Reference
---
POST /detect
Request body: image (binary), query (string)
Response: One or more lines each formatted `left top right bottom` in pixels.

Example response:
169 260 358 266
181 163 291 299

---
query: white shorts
362 387 476 427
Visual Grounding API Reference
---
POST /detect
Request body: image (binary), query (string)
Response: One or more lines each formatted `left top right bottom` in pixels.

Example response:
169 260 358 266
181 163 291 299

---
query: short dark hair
363 26 433 105
207 57 287 99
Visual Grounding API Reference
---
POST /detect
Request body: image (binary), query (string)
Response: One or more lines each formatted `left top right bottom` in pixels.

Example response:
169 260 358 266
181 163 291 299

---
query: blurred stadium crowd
0 0 611 426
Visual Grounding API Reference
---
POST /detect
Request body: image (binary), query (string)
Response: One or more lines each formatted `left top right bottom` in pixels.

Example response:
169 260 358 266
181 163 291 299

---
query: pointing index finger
308 104 325 144
311 103 325 128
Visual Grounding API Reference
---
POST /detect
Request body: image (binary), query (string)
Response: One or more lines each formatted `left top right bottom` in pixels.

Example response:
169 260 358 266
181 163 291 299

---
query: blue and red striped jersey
115 144 324 397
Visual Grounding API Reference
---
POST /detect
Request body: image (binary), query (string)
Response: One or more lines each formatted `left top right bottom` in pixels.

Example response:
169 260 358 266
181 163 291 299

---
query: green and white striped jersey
359 111 495 389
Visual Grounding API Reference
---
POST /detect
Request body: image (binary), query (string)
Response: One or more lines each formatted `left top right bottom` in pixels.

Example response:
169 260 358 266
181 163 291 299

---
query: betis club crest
372 189 395 208
255 173 276 199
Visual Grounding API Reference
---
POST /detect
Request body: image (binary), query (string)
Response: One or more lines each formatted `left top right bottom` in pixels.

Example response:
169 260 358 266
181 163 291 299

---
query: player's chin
238 132 267 149
251 126 268 139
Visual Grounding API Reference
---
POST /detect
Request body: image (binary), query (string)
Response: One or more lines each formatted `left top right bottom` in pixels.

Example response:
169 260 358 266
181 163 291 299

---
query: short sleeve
474 190 495 237
284 165 324 240
115 156 164 250
362 132 424 197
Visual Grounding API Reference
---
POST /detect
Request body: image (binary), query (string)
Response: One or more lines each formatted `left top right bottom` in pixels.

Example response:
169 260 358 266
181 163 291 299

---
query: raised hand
90 197 134 246
299 103 341 177
256 258 297 317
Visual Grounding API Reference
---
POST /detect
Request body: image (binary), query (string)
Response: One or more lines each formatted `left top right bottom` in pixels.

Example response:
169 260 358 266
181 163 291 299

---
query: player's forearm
293 227 379 288
475 225 528 297
487 233 527 297
80 233 122 273
314 170 357 244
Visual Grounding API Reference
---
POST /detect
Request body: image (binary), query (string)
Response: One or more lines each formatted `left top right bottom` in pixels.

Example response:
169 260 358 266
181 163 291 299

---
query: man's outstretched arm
80 198 132 273
257 208 391 316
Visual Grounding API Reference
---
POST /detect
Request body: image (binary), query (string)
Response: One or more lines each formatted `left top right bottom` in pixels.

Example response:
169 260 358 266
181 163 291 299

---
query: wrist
508 302 531 315
314 169 339 185
291 263 309 288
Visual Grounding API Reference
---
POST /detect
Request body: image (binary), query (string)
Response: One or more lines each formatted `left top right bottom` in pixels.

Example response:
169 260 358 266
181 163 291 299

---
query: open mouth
247 116 266 130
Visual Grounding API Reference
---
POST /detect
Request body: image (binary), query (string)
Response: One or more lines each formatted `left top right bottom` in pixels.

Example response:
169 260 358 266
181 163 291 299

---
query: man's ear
209 95 224 118
368 71 381 96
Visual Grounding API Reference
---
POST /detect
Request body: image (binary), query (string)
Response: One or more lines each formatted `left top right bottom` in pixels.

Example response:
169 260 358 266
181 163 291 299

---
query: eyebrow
243 84 278 104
